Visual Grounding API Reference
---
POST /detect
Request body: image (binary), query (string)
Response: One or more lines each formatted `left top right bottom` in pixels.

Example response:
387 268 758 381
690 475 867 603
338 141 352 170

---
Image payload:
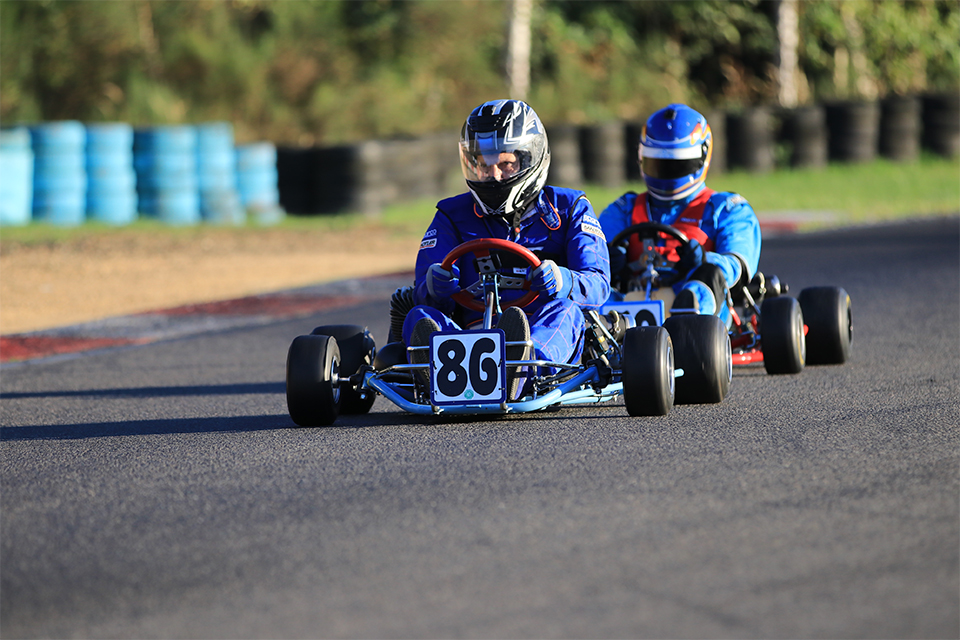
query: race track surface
2 218 958 638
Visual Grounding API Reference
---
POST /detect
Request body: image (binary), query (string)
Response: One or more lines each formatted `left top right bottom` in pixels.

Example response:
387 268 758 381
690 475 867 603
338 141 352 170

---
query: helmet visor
460 135 544 184
641 155 704 180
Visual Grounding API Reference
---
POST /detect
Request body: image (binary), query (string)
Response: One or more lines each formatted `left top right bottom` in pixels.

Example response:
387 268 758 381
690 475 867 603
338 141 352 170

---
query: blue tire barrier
30 121 86 226
86 123 138 225
136 189 201 226
196 122 244 225
135 125 200 225
236 142 284 225
0 127 34 226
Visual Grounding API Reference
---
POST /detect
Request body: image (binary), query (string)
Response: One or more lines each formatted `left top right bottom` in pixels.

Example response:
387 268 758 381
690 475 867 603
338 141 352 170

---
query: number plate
601 300 665 327
429 330 507 406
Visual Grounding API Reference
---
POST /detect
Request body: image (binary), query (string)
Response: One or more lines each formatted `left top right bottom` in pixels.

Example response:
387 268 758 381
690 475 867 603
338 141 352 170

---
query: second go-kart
286 238 681 426
604 222 853 404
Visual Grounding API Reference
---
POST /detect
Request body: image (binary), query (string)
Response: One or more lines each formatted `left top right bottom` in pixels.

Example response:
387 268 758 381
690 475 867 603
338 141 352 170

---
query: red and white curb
1 271 414 366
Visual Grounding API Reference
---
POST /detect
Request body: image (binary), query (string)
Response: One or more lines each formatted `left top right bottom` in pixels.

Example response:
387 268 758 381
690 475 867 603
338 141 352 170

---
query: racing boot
497 306 532 400
409 317 440 391
670 288 700 315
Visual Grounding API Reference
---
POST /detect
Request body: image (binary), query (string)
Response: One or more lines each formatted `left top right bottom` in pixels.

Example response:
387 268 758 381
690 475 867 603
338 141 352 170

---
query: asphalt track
1 217 958 639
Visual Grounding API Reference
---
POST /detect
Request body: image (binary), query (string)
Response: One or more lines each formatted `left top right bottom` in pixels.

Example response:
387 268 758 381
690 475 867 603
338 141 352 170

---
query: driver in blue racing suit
598 104 761 328
403 99 610 397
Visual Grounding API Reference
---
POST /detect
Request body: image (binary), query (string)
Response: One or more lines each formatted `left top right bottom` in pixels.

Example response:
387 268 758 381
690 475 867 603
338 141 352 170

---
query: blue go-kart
285 238 680 426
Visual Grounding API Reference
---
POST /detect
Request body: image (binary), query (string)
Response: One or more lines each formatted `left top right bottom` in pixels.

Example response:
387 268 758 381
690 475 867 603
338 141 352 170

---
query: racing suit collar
647 182 706 223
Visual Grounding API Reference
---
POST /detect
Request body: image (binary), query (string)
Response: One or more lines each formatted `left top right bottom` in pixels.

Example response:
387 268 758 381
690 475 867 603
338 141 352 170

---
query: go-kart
286 238 679 426
604 222 853 404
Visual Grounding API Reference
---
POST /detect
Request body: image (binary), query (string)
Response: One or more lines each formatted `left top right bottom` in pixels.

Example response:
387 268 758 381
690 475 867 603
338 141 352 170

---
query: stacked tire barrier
30 121 87 226
726 107 776 173
825 100 880 163
777 105 828 168
196 122 244 225
134 125 200 226
580 122 626 187
0 127 34 226
922 93 960 158
879 95 921 161
236 142 284 225
546 124 583 187
86 123 138 225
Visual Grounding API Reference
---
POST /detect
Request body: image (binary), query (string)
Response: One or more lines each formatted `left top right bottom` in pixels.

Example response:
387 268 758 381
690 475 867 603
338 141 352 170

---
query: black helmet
459 99 550 218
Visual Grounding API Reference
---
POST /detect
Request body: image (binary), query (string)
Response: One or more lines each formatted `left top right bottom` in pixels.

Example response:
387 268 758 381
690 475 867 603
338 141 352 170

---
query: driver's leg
671 263 732 327
528 298 587 370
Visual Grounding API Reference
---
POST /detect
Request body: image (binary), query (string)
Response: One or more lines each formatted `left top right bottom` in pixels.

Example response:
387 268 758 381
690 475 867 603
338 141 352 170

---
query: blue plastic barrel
0 127 34 226
236 142 284 225
86 123 138 225
134 126 200 225
196 122 244 225
30 121 86 225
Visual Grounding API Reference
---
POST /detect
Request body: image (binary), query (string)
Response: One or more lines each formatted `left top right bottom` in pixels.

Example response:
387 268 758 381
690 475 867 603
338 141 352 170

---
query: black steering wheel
607 222 693 293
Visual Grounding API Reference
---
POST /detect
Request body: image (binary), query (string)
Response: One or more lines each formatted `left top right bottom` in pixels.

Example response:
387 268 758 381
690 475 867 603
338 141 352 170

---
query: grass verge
2 155 957 248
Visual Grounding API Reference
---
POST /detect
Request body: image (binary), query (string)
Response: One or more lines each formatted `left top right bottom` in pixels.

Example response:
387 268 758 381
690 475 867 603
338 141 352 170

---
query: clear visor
460 135 543 183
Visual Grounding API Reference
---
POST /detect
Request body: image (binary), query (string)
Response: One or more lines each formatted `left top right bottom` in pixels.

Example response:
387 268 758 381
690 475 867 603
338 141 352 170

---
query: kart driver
599 104 761 328
403 99 611 397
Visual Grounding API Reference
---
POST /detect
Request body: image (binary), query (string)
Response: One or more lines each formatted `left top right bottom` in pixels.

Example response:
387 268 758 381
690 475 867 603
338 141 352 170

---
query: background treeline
1 0 957 146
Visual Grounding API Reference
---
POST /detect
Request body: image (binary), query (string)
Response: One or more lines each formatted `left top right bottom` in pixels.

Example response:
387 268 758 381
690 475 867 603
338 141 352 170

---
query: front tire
621 326 674 416
286 334 341 426
798 286 852 365
311 324 376 414
663 314 731 404
761 296 806 375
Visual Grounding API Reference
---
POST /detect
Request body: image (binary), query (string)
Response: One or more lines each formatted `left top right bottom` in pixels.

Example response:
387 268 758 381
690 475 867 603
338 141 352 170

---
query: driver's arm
563 197 612 310
413 210 459 315
707 192 762 289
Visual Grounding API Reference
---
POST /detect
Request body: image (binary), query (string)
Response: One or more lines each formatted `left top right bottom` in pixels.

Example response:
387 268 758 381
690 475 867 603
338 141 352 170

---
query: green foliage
1 0 956 143
800 0 960 100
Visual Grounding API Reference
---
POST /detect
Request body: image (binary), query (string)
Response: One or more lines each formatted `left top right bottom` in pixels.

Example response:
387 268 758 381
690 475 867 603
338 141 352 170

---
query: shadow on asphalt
0 381 285 400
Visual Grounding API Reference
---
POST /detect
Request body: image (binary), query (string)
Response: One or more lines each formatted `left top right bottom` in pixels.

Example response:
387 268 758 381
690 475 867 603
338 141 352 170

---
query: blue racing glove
609 245 627 275
426 262 460 299
527 260 573 299
676 238 704 276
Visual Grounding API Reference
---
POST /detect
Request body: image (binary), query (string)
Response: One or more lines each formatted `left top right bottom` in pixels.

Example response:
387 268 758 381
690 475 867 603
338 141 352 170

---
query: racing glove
426 262 460 299
527 260 573 299
676 238 704 276
609 245 627 275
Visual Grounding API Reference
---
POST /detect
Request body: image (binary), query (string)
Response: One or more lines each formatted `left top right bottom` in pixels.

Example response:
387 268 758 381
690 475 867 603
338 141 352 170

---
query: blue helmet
640 104 712 201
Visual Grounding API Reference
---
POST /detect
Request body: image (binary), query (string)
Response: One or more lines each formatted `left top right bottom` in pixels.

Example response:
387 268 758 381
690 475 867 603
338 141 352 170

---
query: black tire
663 314 731 404
311 324 376 414
286 334 341 426
621 326 675 417
760 296 806 375
798 286 852 365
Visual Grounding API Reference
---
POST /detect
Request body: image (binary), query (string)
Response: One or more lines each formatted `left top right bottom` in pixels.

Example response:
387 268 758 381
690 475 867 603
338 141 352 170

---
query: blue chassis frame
360 358 625 416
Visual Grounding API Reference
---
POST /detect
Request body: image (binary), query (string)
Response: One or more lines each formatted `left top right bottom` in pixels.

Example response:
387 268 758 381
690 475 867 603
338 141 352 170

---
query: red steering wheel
439 238 542 312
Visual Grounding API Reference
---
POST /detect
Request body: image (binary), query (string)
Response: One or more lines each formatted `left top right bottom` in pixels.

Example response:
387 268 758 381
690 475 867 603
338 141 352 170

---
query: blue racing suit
403 186 610 368
598 183 761 326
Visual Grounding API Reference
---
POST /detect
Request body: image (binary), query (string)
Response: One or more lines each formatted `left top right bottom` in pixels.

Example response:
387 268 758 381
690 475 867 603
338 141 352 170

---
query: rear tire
663 314 731 404
761 296 806 375
798 286 852 364
311 324 376 414
621 326 674 416
286 334 341 426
